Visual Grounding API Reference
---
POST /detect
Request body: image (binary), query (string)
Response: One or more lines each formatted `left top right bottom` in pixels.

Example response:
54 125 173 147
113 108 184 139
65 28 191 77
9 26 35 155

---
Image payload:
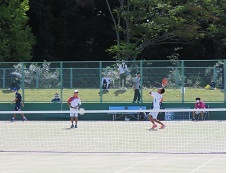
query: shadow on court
98 90 109 96
113 89 127 96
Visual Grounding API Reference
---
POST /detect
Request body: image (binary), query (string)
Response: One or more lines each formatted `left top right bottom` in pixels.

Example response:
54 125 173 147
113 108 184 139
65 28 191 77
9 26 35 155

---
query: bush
13 61 60 88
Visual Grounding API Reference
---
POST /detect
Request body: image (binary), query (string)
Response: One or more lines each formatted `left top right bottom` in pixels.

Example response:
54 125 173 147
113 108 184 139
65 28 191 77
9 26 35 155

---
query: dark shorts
14 103 21 111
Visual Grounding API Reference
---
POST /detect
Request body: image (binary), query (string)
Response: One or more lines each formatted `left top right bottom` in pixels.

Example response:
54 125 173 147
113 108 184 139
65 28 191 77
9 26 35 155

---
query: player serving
148 78 168 129
67 89 81 128
148 88 166 129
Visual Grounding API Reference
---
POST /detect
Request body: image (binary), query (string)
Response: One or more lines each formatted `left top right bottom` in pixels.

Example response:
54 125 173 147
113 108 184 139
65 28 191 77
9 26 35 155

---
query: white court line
188 155 220 173
114 157 154 173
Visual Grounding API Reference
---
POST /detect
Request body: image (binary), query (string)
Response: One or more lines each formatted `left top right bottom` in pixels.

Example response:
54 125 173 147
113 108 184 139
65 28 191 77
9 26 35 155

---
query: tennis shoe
22 117 27 121
151 124 157 129
11 118 15 122
70 124 74 128
159 124 166 129
75 124 78 128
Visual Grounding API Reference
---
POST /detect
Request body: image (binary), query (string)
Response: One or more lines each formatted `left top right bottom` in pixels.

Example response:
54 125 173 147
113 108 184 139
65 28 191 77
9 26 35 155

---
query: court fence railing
0 60 226 103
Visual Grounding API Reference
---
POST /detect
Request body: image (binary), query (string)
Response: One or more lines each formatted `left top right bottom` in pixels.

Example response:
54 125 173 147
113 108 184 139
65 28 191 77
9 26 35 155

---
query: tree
105 0 225 60
28 0 115 61
0 0 35 62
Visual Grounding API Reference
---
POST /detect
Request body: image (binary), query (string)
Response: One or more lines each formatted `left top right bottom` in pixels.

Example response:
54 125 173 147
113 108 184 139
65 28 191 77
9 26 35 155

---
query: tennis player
67 89 81 128
11 88 27 122
148 88 166 129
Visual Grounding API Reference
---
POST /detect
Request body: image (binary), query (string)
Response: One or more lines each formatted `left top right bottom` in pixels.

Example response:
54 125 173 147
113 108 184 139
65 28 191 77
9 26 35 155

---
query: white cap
74 89 79 93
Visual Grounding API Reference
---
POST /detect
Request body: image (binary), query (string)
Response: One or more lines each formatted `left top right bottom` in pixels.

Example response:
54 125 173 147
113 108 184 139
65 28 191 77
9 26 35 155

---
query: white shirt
133 77 140 89
102 77 110 85
118 64 128 74
150 92 162 109
102 77 110 89
68 96 81 109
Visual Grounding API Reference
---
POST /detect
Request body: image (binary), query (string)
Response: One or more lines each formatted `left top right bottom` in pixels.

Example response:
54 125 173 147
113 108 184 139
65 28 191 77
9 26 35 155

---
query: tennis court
0 120 226 172
0 152 225 173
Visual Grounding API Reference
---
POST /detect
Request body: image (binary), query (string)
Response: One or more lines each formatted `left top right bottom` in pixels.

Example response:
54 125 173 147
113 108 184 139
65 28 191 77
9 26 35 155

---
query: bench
108 106 146 121
164 107 191 120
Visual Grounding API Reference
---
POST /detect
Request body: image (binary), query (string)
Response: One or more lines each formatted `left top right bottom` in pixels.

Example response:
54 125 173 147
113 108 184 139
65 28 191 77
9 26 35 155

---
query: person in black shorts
11 88 27 121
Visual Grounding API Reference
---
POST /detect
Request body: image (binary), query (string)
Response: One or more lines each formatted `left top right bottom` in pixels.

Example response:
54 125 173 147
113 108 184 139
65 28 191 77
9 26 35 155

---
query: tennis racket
78 108 85 115
161 78 168 88
71 106 85 115
150 78 168 93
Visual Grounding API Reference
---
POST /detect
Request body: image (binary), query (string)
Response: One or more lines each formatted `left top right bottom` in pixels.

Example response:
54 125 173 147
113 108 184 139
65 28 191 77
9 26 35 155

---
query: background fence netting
0 60 226 103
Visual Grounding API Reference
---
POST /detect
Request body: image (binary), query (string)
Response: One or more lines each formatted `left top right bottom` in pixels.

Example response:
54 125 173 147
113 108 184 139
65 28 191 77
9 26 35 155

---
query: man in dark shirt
132 72 141 103
11 88 27 121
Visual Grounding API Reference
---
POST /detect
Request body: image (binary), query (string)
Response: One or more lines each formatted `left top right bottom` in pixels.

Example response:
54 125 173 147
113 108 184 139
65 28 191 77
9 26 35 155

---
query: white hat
74 89 79 93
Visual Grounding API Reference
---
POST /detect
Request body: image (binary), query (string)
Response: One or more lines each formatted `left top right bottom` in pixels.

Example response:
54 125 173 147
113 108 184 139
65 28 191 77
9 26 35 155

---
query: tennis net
0 108 226 154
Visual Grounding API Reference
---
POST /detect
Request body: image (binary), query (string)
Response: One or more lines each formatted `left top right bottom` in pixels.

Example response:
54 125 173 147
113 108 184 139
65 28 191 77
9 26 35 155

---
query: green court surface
0 120 226 172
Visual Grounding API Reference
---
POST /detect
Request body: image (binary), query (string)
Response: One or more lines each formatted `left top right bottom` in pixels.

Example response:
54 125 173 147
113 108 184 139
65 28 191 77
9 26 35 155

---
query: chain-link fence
0 60 225 103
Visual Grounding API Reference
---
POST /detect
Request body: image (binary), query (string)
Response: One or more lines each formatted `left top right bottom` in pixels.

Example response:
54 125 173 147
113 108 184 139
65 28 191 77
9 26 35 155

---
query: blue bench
164 107 191 120
108 106 146 121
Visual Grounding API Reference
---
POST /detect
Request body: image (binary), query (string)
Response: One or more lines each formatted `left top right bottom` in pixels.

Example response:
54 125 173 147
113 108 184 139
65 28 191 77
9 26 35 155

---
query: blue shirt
15 92 22 104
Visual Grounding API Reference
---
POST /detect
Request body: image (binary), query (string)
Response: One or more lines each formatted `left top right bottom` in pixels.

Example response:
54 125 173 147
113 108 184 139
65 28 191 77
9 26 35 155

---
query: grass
0 87 225 103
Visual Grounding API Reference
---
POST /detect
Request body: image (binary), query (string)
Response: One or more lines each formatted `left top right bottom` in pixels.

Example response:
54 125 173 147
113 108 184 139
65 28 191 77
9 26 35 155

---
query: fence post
21 63 25 101
140 60 143 103
60 62 63 106
213 67 217 87
99 61 102 103
36 68 39 89
224 61 226 103
70 68 73 88
181 60 185 103
2 68 5 88
175 67 179 88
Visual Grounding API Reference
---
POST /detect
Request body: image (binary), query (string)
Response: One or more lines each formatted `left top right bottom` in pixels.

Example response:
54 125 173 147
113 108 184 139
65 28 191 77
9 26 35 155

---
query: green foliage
0 0 224 61
0 0 35 62
205 60 225 88
167 50 183 88
107 42 141 60
106 0 225 60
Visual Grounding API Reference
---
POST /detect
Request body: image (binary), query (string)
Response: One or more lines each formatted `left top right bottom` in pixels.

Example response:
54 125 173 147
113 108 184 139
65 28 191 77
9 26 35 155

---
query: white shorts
195 111 205 114
195 108 205 114
149 108 160 119
70 108 79 117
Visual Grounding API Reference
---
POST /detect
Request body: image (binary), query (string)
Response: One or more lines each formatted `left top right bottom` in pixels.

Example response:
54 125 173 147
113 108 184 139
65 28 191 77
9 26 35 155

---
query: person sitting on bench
192 97 206 120
51 93 62 103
